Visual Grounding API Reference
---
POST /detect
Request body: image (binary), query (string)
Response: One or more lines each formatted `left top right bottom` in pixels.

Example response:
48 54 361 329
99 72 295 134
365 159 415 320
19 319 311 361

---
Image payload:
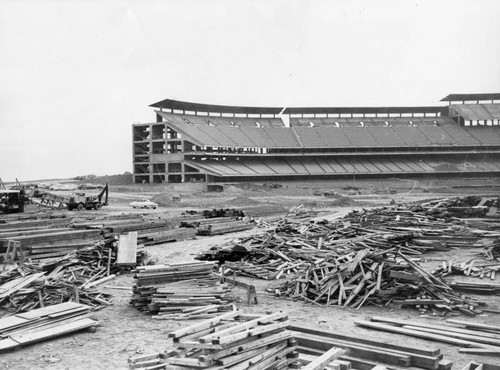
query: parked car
129 199 158 209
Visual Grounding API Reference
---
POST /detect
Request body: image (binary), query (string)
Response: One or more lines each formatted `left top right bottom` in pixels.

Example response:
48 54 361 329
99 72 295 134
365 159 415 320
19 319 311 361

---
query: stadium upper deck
133 94 500 183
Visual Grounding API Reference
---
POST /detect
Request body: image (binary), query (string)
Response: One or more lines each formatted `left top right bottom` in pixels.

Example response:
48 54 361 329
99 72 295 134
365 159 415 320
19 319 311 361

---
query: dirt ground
1 177 500 369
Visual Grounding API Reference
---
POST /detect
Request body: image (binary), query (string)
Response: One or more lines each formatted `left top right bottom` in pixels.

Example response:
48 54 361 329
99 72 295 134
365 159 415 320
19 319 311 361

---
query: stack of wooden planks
133 261 217 286
130 278 234 320
0 302 99 351
197 221 253 236
356 316 500 356
0 228 103 260
130 261 237 319
128 310 302 369
290 323 451 370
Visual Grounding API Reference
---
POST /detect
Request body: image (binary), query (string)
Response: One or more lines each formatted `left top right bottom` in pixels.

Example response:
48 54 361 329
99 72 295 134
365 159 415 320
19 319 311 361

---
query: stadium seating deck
185 155 500 178
450 104 500 121
160 112 499 150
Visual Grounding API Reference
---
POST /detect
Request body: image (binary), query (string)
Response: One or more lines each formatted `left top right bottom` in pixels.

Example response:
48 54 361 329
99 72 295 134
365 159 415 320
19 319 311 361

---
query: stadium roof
441 93 500 102
150 99 282 115
282 106 445 115
151 98 447 116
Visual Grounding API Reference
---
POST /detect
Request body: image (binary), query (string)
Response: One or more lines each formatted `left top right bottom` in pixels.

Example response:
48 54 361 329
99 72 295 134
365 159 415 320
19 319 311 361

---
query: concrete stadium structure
132 93 500 184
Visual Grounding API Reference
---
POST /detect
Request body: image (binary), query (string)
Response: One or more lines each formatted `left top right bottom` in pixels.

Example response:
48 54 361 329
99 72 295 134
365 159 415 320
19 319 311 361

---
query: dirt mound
331 195 358 206
227 196 260 206
151 194 178 207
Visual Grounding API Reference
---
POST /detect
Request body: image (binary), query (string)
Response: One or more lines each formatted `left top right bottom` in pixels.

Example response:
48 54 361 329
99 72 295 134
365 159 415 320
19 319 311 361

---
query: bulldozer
0 178 29 213
67 183 109 211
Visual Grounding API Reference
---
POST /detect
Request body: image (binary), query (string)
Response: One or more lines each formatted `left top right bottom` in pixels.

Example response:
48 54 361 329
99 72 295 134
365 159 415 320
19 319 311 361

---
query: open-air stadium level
132 93 500 184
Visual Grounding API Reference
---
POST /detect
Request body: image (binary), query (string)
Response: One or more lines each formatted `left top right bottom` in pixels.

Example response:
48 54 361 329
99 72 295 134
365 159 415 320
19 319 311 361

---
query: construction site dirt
0 177 499 369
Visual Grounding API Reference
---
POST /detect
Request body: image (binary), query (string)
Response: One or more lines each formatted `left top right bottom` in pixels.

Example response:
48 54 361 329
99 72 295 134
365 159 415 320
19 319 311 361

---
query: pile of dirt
151 194 179 207
227 196 260 206
330 194 358 206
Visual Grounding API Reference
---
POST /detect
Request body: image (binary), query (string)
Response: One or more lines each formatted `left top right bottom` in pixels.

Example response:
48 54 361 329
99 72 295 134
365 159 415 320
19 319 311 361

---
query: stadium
132 93 500 184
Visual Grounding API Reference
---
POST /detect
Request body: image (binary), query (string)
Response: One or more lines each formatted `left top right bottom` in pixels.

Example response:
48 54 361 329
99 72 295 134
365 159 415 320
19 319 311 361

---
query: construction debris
291 323 451 370
355 316 500 356
0 302 99 351
0 239 140 312
197 196 498 315
128 310 301 369
130 261 236 319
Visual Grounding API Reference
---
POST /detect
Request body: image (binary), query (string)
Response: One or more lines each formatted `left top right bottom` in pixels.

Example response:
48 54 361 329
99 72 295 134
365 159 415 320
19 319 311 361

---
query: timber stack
356 316 500 356
130 261 236 319
0 302 99 352
128 310 302 370
290 323 452 370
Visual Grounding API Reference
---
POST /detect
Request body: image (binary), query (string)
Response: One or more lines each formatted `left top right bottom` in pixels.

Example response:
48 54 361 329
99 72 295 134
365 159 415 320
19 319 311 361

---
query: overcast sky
1 0 499 182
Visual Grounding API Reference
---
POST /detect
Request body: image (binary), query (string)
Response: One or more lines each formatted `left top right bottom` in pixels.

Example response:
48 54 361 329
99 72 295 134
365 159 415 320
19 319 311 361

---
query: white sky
1 0 499 182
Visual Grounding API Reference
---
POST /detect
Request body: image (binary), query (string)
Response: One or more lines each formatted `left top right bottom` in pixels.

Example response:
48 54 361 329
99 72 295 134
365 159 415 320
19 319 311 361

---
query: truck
67 183 109 211
0 189 26 213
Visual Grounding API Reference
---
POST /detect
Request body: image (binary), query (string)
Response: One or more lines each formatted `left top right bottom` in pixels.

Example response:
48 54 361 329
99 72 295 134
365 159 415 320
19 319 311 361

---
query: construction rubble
128 309 457 370
130 261 236 319
0 195 499 369
197 196 500 315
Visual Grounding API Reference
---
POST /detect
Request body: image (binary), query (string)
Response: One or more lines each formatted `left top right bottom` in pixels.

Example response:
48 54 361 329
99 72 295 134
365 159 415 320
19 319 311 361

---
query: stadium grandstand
132 93 500 183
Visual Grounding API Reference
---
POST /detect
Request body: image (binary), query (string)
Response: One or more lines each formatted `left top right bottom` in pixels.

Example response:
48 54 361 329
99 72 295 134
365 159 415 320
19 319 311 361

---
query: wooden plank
214 321 290 345
8 318 98 345
198 331 292 363
301 347 345 370
446 319 500 333
168 310 238 339
293 332 421 368
15 302 86 320
117 231 138 265
288 324 440 356
403 325 500 346
355 320 497 349
198 312 287 343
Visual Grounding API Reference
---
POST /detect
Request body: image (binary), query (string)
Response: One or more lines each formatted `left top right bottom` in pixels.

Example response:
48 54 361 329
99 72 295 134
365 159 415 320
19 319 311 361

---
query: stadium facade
132 93 500 184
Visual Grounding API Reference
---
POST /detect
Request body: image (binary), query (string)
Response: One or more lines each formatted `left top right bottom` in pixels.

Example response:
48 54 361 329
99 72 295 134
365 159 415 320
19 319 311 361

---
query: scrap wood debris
196 196 497 315
128 310 455 370
355 316 500 356
128 310 302 370
289 323 452 370
130 261 236 319
0 236 150 312
279 251 485 315
0 301 99 352
433 259 500 280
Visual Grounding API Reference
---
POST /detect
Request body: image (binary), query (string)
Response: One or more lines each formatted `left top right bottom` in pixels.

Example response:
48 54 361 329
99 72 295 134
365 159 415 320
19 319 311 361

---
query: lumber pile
130 278 234 319
130 261 236 319
196 195 497 314
197 221 254 236
0 242 124 312
433 259 500 280
280 251 485 315
356 316 500 356
128 310 302 369
0 229 103 259
290 323 451 370
0 302 99 351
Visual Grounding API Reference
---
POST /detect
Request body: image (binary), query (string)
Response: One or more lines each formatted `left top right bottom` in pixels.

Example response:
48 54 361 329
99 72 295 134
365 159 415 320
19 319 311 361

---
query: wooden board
117 231 138 265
